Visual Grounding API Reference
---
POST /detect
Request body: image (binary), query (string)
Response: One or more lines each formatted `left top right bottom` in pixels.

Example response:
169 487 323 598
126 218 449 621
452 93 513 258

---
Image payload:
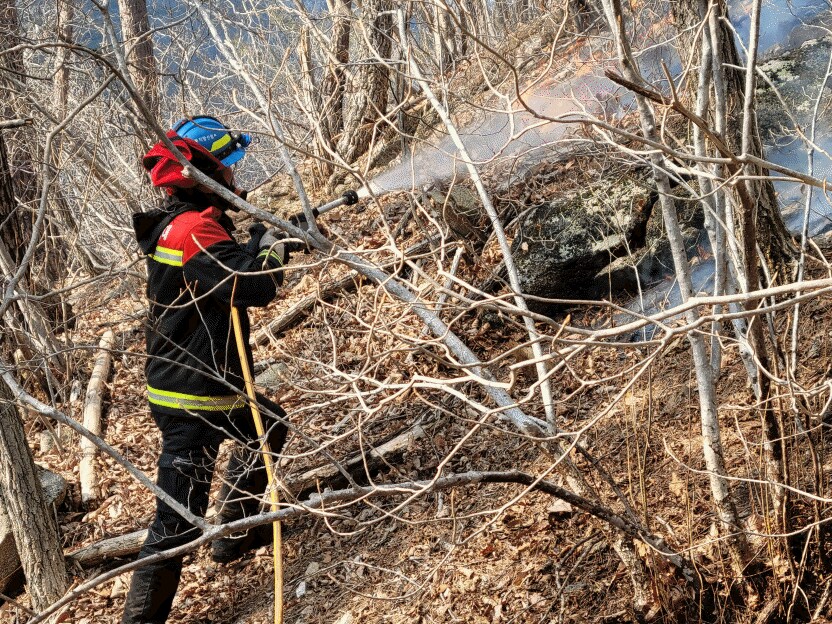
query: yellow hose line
231 306 283 624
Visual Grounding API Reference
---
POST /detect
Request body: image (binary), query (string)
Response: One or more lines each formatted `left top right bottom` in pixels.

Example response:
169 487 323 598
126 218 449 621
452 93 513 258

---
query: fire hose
230 305 283 623
228 189 360 624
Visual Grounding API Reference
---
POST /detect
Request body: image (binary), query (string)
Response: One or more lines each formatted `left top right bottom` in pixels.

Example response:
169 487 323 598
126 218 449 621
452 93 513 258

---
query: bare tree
665 0 792 527
117 0 160 124
600 0 763 576
320 0 353 157
336 0 393 165
0 0 34 266
0 376 68 611
53 0 73 121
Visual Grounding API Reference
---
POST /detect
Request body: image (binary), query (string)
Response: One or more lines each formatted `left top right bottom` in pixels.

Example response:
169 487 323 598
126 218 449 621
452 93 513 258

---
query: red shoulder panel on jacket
160 208 232 265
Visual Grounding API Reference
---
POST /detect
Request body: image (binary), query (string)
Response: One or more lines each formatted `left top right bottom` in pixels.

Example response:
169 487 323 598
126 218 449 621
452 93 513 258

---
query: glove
288 212 309 231
244 223 267 255
259 228 279 250
259 228 289 265
286 213 313 253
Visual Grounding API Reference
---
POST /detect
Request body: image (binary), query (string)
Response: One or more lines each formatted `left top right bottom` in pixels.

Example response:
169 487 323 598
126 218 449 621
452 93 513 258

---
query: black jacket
133 200 284 416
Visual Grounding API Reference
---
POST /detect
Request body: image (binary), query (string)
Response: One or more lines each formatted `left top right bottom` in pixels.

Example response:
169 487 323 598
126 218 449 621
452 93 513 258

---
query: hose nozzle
342 189 359 206
312 188 361 217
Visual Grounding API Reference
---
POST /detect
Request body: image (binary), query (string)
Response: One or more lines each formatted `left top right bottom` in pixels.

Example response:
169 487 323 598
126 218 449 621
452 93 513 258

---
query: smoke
363 74 626 197
356 0 826 203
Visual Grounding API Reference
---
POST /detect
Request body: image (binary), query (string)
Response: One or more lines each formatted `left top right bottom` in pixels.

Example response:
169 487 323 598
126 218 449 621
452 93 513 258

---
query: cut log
80 330 115 506
66 529 147 568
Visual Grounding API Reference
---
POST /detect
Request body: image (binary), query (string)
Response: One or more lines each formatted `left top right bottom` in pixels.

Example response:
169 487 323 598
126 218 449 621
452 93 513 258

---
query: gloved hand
288 212 309 231
244 223 267 255
259 228 289 265
285 213 313 253
258 228 279 250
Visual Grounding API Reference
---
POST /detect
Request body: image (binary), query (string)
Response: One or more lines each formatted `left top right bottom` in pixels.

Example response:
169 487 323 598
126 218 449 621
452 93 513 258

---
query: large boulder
756 33 832 233
757 35 832 139
504 158 706 315
0 466 67 598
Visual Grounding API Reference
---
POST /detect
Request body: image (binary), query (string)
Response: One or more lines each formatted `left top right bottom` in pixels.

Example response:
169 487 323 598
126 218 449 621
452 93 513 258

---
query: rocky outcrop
504 159 702 314
757 35 832 141
416 158 708 317
504 31 831 314
512 171 654 303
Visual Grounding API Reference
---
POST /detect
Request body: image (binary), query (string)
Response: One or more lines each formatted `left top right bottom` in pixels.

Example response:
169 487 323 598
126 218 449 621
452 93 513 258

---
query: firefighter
122 115 289 623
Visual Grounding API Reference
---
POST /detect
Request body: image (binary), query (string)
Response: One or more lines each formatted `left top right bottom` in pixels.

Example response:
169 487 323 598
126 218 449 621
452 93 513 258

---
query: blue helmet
172 115 252 167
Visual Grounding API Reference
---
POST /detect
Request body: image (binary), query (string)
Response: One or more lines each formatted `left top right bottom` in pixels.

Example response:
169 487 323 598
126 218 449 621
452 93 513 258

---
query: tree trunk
602 0 752 578
0 0 33 267
426 2 453 74
0 127 25 270
336 0 393 164
0 128 64 374
53 0 73 121
321 0 352 145
673 0 789 527
570 0 601 32
459 0 496 43
117 0 160 122
673 0 795 273
1 0 71 298
718 6 794 274
0 373 68 611
298 27 327 186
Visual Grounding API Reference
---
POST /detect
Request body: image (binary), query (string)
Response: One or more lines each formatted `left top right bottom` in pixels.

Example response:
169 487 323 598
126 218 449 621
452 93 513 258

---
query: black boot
211 522 274 564
121 559 183 624
211 447 271 563
122 442 212 624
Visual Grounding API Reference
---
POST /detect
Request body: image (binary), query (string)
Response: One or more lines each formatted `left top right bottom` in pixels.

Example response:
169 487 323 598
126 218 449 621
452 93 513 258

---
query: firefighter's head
143 114 252 207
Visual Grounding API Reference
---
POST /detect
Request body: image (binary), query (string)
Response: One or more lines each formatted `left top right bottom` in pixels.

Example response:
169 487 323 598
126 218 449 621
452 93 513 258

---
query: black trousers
121 393 287 624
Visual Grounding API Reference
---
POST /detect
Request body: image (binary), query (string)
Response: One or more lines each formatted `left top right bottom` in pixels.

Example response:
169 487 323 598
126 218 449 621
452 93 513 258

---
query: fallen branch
285 425 425 499
0 118 32 130
67 426 428 565
80 330 115 506
66 426 427 566
66 529 147 568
